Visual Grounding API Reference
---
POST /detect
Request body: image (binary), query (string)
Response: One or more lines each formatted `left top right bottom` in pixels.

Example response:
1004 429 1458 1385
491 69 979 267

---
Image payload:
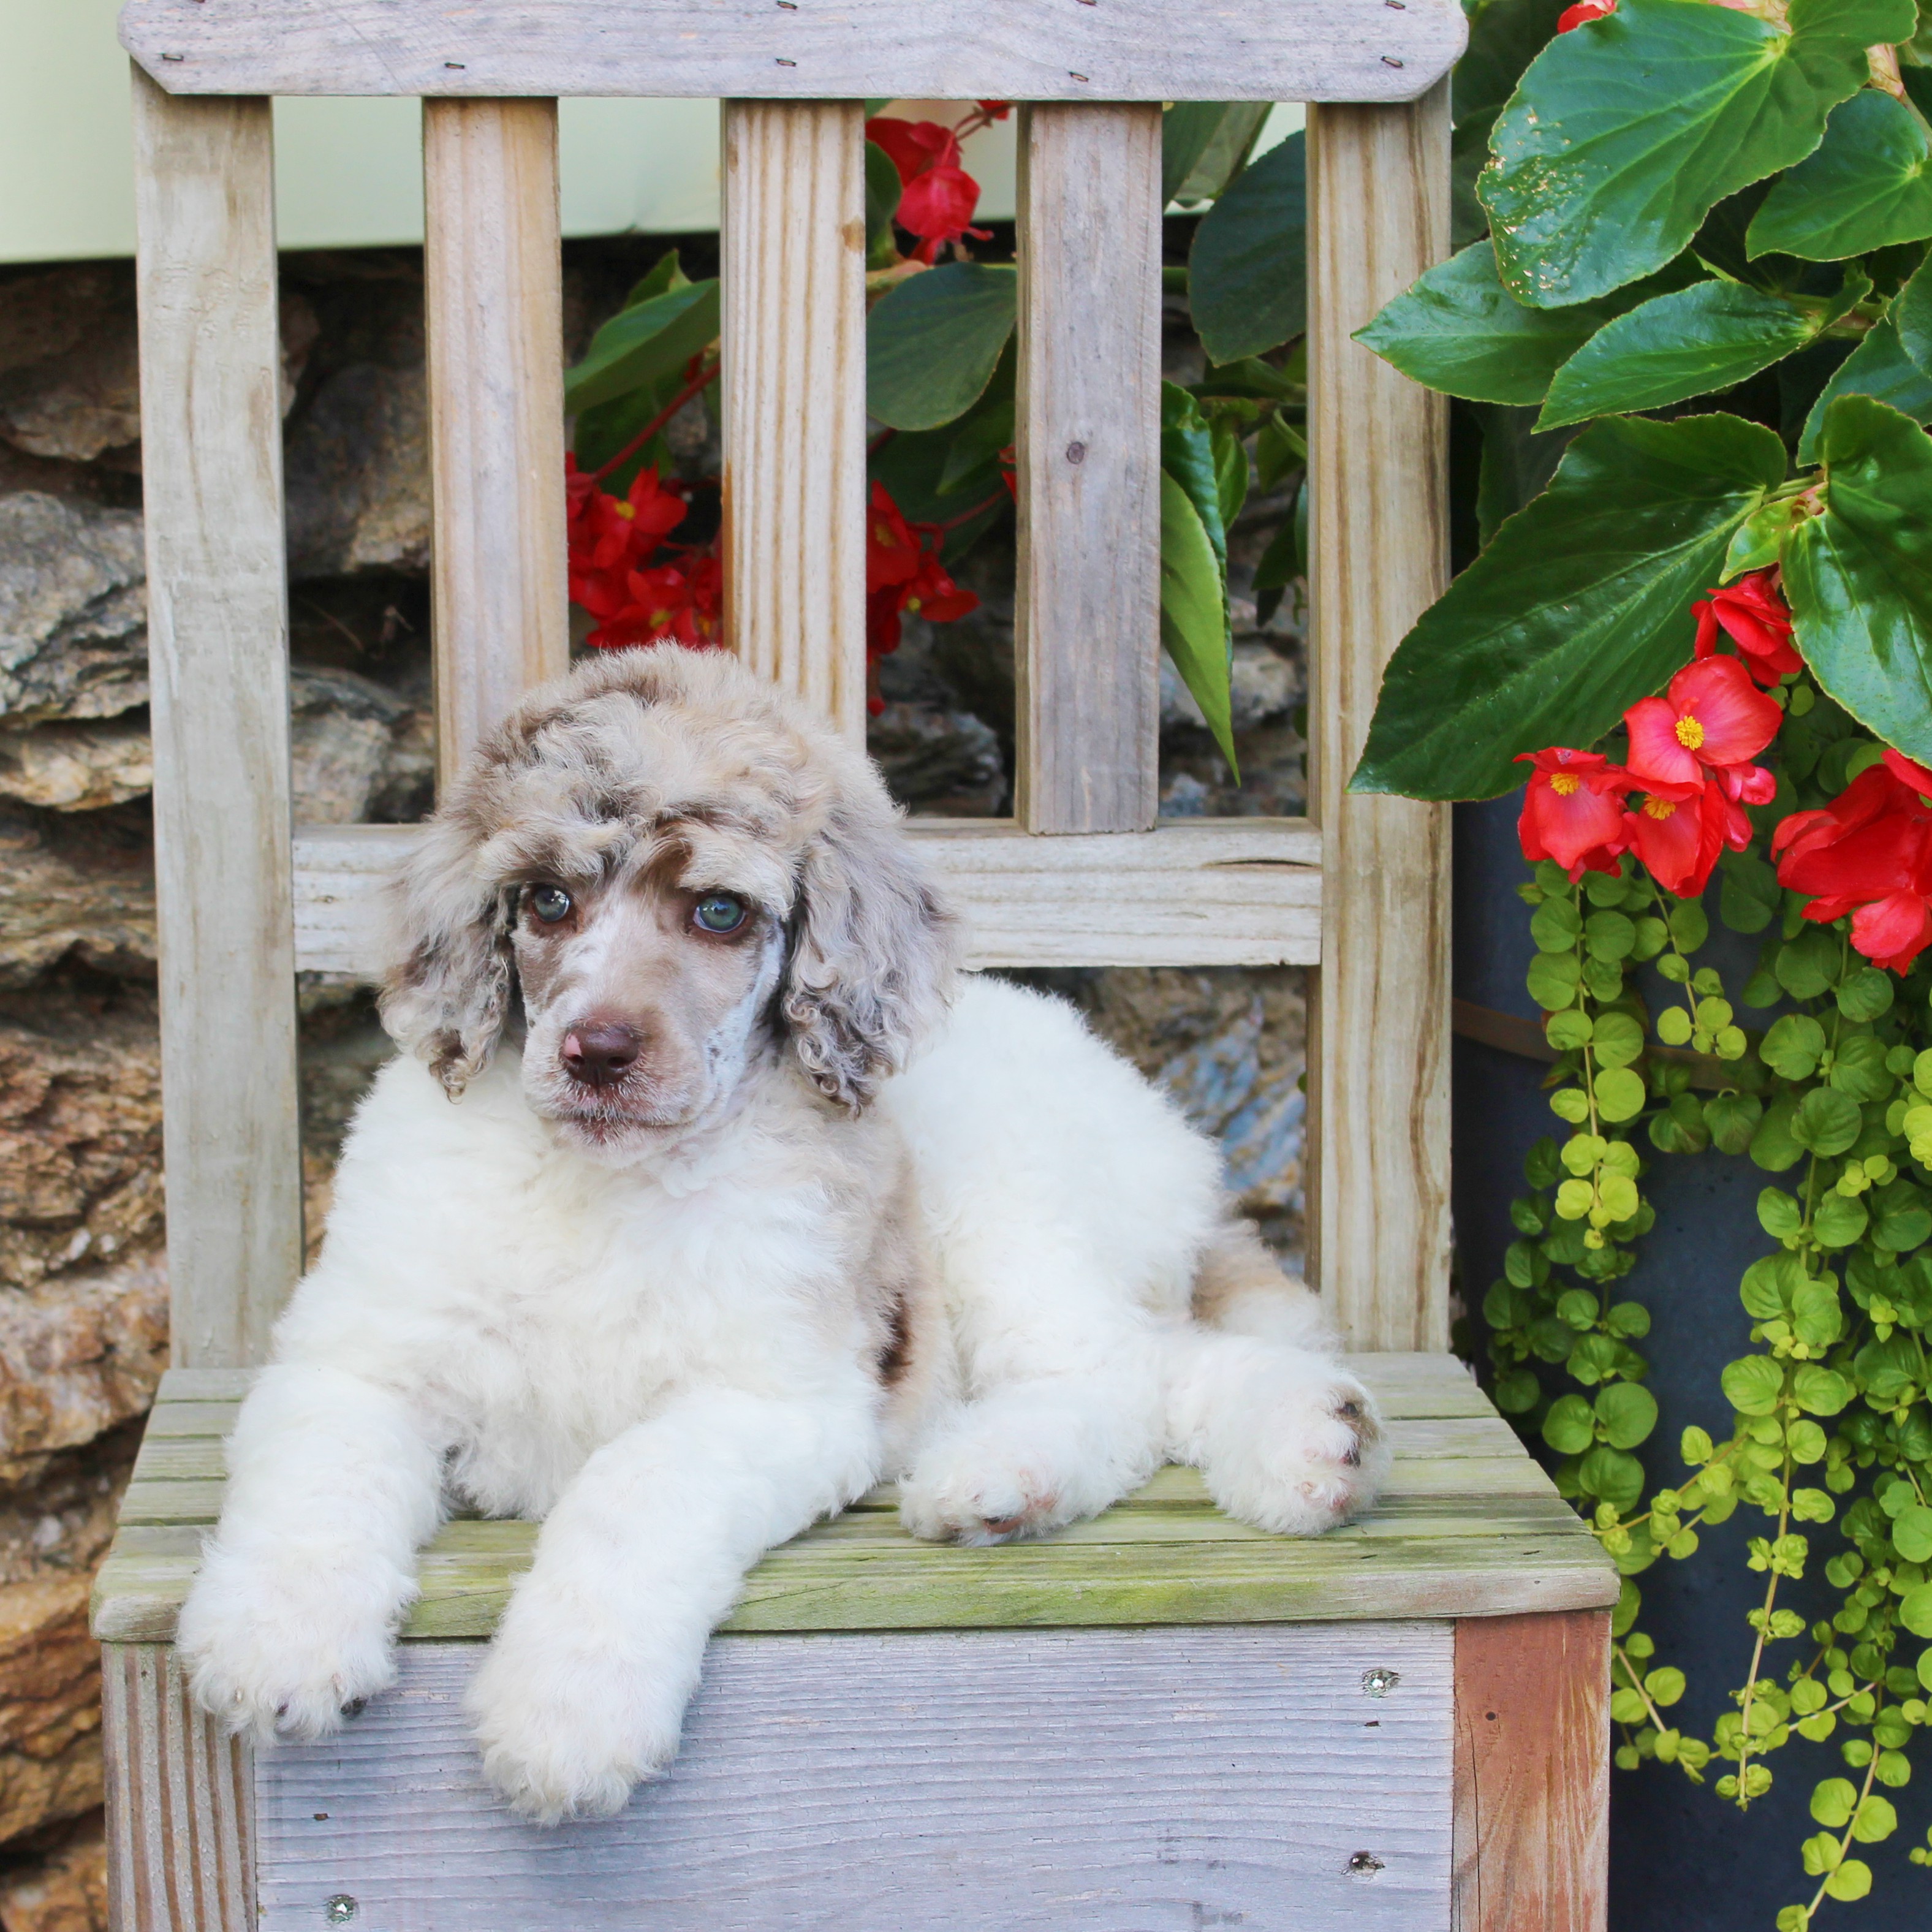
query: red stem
933 487 1009 533
588 358 721 485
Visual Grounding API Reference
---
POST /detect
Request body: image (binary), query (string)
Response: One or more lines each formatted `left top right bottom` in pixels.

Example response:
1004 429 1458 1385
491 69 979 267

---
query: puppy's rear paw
1188 1362 1389 1536
900 1439 1068 1546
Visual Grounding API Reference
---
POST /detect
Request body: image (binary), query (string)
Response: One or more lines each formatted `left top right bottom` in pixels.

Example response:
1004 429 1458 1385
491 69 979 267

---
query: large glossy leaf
1797 316 1932 464
1351 414 1787 800
1786 395 1932 765
1357 241 1619 404
1159 382 1229 578
1189 132 1306 365
866 263 1017 431
1895 251 1932 373
1163 103 1271 206
1159 471 1238 770
1537 278 1848 428
1748 89 1932 261
1481 0 1912 308
863 141 903 267
1451 0 1571 243
1475 403 1578 545
565 278 720 414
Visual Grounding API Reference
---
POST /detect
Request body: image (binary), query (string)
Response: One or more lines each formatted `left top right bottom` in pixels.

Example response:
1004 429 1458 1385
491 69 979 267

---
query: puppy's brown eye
693 891 748 934
529 885 572 925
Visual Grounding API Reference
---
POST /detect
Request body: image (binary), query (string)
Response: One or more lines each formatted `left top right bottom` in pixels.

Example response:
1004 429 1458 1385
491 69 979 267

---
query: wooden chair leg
1453 1608 1611 1932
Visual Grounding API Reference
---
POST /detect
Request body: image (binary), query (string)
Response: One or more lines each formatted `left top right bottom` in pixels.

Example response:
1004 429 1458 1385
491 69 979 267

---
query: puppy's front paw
466 1623 690 1826
900 1428 1077 1546
178 1544 401 1745
1199 1365 1389 1536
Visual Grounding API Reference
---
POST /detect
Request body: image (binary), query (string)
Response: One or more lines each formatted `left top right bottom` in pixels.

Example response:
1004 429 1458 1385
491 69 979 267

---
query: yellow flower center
615 501 635 520
1643 797 1677 820
1548 773 1581 797
1675 713 1705 750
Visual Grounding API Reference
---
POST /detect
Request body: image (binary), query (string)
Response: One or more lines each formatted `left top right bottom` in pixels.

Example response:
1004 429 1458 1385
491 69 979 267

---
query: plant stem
1733 1450 1796 1809
1797 1702 1885 1926
587 358 721 486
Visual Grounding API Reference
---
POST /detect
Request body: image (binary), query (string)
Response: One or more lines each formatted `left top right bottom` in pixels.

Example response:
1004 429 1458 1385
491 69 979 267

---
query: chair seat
91 1352 1615 1645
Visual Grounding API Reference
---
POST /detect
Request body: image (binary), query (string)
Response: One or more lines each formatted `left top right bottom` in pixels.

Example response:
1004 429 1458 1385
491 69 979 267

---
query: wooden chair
95 4 1618 1926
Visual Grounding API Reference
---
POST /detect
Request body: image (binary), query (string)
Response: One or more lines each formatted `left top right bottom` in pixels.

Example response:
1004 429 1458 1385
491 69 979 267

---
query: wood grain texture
721 100 866 742
1305 86 1455 1352
131 69 302 1369
1452 1610 1610 1932
119 0 1468 103
103 1643 255 1932
93 1355 1617 1643
423 97 569 789
254 1626 1453 1931
288 817 1324 977
1014 103 1163 835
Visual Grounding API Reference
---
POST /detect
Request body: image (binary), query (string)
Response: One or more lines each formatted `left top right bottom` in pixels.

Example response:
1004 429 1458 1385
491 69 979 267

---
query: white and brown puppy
177 644 1385 1824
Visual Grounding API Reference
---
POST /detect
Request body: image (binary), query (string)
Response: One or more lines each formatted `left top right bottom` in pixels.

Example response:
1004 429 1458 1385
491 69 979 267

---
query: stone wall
0 241 1306 1927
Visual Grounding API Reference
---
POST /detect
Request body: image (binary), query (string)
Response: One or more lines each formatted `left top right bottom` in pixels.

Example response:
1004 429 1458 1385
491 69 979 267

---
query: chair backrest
119 0 1462 1368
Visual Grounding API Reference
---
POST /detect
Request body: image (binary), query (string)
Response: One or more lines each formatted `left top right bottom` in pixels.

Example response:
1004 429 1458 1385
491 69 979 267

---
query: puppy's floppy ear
377 811 515 1099
781 801 961 1111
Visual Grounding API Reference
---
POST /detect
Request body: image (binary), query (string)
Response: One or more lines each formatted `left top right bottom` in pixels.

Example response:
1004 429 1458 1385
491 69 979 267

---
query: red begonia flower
1515 747 1631 880
865 117 958 186
863 481 981 662
1852 892 1932 974
1692 569 1801 688
863 116 990 262
1624 656 1783 792
1624 782 1735 899
866 482 923 592
1556 0 1616 27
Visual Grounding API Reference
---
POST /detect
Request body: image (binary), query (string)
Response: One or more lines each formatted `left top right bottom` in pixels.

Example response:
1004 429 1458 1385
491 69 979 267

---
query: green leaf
863 140 903 268
1357 242 1619 406
1893 1504 1932 1562
1163 102 1272 206
1537 281 1841 430
1893 249 1932 373
1749 90 1932 261
1899 1580 1932 1636
1351 414 1786 800
1707 1091 1764 1153
1596 1066 1648 1122
1823 1858 1872 1903
1210 421 1249 532
1544 1392 1597 1453
1812 1776 1859 1826
1159 471 1238 772
1792 1086 1863 1156
1761 1012 1827 1080
1481 0 1912 308
866 263 1017 432
1161 384 1229 577
564 278 719 416
1797 314 1932 466
1786 394 1932 767
1793 1362 1853 1414
1189 132 1306 365
1597 1381 1659 1449
1813 1192 1868 1249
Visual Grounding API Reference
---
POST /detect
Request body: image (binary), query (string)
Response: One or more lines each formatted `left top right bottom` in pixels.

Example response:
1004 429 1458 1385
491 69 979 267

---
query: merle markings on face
511 862 785 1160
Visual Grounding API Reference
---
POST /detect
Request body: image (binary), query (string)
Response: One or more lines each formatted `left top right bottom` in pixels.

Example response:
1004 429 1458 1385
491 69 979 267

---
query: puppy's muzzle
560 1019 644 1089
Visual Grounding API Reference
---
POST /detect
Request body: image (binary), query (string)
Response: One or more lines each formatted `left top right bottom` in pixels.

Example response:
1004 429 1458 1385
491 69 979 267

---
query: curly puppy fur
178 645 1385 1825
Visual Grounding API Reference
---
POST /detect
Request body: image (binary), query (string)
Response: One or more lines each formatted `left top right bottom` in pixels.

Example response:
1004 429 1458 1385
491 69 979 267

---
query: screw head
1362 1667 1401 1697
324 1898 358 1926
1347 1852 1387 1877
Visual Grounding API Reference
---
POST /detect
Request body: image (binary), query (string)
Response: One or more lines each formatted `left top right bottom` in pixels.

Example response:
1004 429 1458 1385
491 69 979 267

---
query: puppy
177 644 1386 1824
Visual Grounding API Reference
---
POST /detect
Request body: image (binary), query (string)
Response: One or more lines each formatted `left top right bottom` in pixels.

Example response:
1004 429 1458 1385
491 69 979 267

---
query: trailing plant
553 99 1312 751
1354 0 1932 1921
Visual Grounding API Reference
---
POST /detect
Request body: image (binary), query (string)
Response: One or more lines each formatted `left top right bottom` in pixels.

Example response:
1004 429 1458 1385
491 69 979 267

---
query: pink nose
561 1020 642 1088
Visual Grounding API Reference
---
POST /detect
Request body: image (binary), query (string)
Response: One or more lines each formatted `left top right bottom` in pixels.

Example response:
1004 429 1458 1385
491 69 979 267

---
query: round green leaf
1656 1006 1693 1047
1838 966 1896 1021
1748 90 1932 262
1790 1087 1862 1157
867 263 1017 432
1706 1091 1763 1154
1824 1859 1872 1903
1812 1190 1869 1249
1543 1392 1597 1455
1760 1012 1826 1080
1531 896 1583 950
1722 1354 1786 1416
1811 1776 1858 1827
1596 1381 1659 1449
1189 132 1306 366
1547 1009 1594 1051
1748 1093 1806 1172
1893 1504 1932 1564
1594 1066 1648 1123
1757 1188 1804 1239
1792 1363 1852 1415
1578 1444 1646 1512
1900 1582 1932 1637
1528 951 1585 1010
1585 909 1637 961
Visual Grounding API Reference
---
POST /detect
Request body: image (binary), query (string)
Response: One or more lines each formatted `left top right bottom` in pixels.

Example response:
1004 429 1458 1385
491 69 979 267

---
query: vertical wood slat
104 1645 256 1932
720 100 868 743
1452 1611 1611 1932
1305 88 1455 1351
1014 103 1163 835
423 97 570 789
131 67 302 1368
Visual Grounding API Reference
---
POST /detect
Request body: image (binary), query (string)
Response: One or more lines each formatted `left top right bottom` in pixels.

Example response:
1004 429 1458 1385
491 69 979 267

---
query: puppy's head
378 646 961 1158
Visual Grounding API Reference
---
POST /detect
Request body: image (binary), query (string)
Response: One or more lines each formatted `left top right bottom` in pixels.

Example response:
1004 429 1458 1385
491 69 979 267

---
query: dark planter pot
1452 797 1932 1932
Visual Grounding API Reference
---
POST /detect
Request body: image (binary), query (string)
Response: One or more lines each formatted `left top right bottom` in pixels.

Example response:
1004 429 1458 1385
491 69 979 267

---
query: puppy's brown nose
561 1020 642 1088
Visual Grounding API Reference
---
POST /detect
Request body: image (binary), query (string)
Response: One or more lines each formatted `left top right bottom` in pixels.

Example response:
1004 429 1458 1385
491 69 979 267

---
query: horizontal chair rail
292 818 1324 977
120 0 1466 102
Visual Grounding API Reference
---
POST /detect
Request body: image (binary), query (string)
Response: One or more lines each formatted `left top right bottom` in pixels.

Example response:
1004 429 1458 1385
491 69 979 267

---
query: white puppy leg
178 1363 445 1744
900 1252 1167 1545
466 1387 879 1824
1164 1328 1388 1534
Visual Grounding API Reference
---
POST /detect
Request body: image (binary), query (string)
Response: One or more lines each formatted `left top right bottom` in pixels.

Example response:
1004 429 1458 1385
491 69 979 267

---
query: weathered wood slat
1014 102 1163 835
103 1644 255 1932
1305 87 1455 1352
131 69 303 1370
252 1627 1452 1931
120 0 1467 103
1453 1610 1611 1932
721 100 866 741
290 818 1324 976
423 96 570 788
